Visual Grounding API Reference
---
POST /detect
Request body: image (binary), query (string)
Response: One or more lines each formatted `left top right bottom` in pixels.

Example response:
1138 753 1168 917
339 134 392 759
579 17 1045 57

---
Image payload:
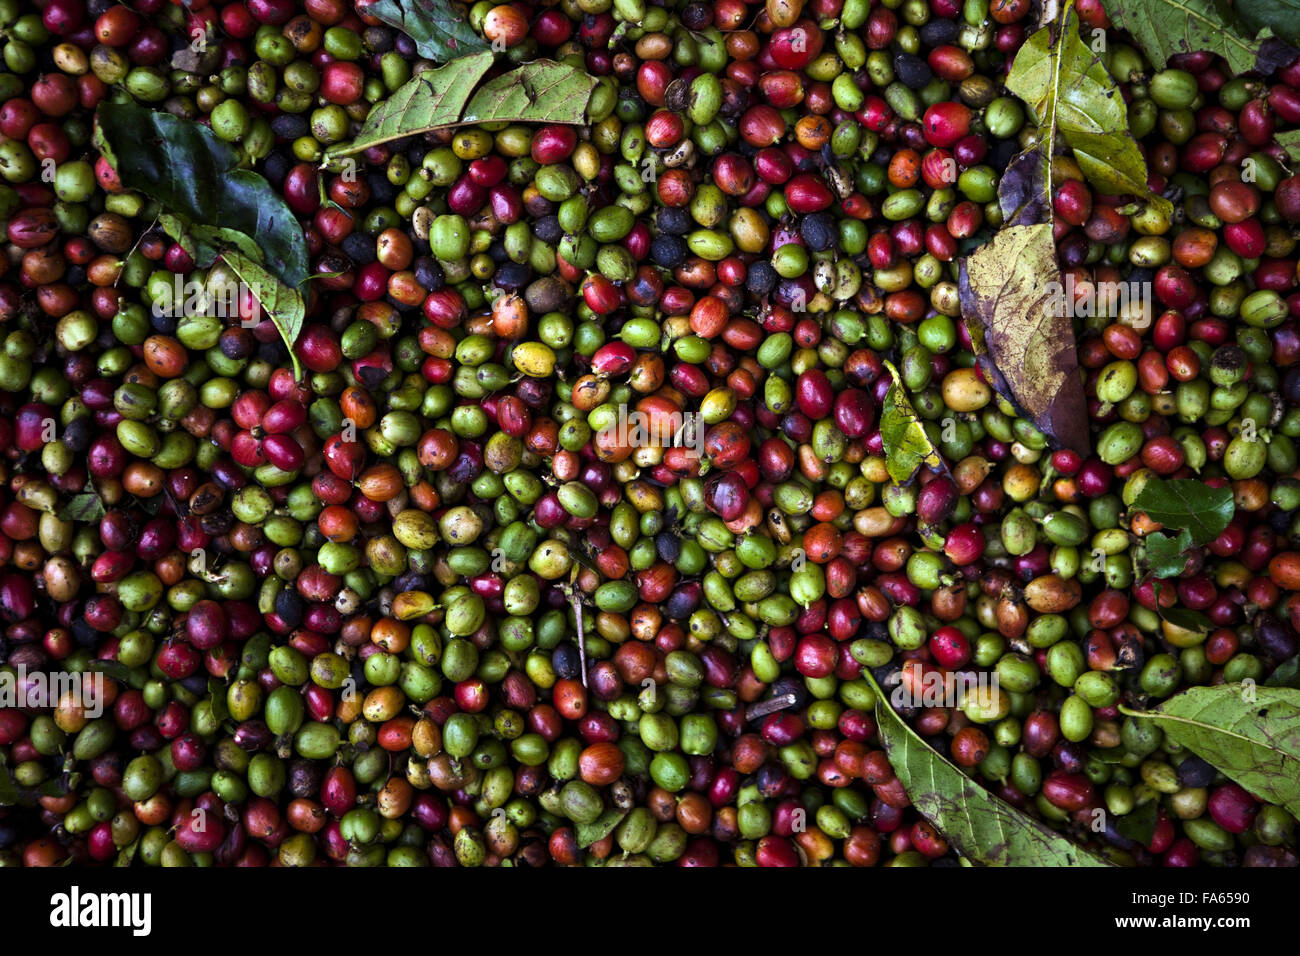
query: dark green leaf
208 678 229 723
1235 0 1300 45
1151 581 1211 635
956 229 994 255
1094 746 1130 764
37 778 69 798
219 251 306 382
1158 604 1211 635
59 492 105 523
1126 685 1300 817
1114 799 1159 846
1099 0 1264 74
1267 657 1300 688
86 660 132 684
879 361 945 484
1143 529 1193 579
329 52 495 155
1007 6 1172 220
365 0 489 62
93 102 307 292
1131 477 1235 546
575 807 627 848
864 673 1111 866
0 763 17 807
568 547 598 575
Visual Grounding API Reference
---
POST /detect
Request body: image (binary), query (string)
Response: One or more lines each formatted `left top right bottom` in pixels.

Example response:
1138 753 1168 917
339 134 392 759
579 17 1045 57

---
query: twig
746 693 797 721
566 566 588 688
570 588 587 688
115 215 161 288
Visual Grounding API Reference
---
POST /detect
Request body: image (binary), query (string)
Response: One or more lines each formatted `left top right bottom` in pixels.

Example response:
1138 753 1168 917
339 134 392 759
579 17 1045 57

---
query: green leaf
87 660 132 684
330 56 596 157
863 673 1111 866
568 546 598 576
1150 582 1211 636
1266 657 1300 688
1237 0 1300 43
1277 130 1300 167
159 213 205 264
329 52 495 155
365 0 489 62
195 225 265 265
575 807 627 848
219 250 306 382
1142 529 1193 579
37 778 69 798
59 492 106 523
460 61 599 125
1127 685 1300 817
115 839 140 867
879 360 944 484
1157 604 1211 635
960 221 1091 453
160 214 263 269
93 102 306 291
1099 0 1265 74
1007 4 1171 220
1114 799 1159 846
1131 477 1235 546
208 678 230 723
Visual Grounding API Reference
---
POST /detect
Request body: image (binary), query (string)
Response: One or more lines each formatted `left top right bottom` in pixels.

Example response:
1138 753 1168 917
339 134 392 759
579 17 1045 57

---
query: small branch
565 574 588 689
746 693 797 721
572 591 587 688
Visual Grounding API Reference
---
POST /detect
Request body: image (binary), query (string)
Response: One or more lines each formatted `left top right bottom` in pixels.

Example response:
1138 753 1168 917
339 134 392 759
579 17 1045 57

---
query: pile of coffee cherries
0 0 1298 867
